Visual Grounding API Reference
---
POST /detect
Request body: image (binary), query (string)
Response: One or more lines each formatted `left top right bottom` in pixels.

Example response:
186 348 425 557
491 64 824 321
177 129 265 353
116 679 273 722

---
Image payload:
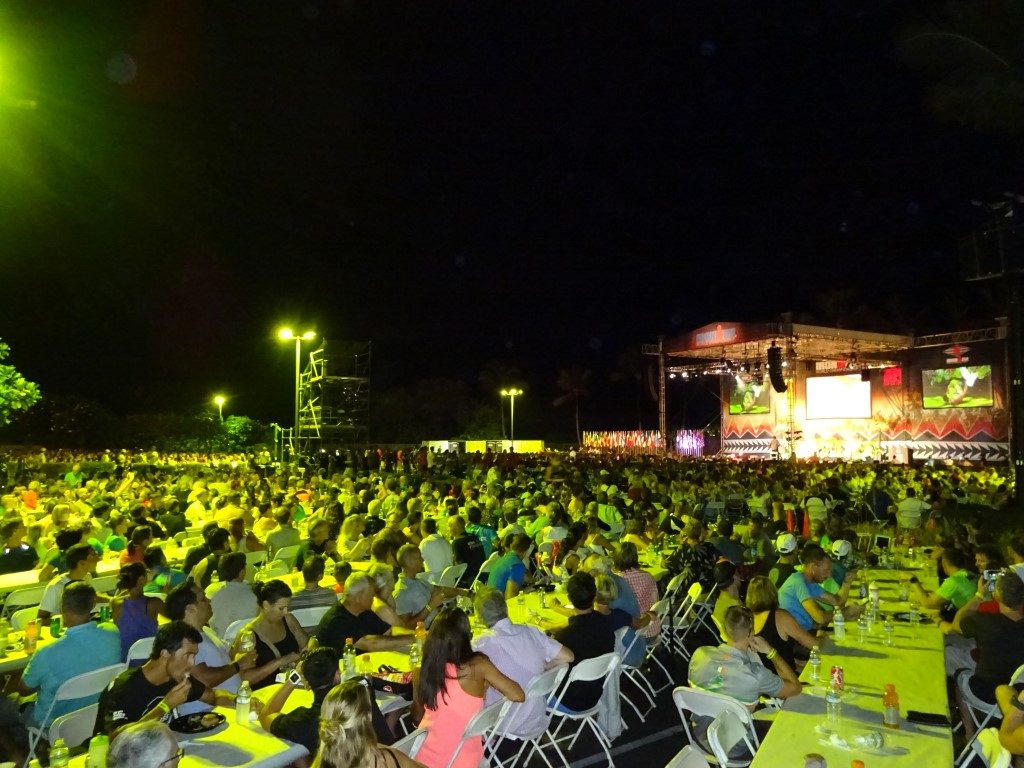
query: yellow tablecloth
751 568 952 767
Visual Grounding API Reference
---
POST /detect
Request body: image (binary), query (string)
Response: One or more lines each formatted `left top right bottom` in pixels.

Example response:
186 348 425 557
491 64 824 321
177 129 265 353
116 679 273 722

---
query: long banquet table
749 567 954 767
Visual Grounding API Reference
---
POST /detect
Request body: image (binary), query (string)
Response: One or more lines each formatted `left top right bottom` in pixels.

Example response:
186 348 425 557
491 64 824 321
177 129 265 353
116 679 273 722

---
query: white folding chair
246 550 269 569
615 626 655 722
669 583 718 660
274 545 301 569
706 709 757 766
475 552 501 584
442 699 507 768
224 618 251 644
664 573 687 601
973 726 1012 768
546 652 621 767
955 665 1024 766
664 745 712 768
90 574 119 594
489 664 570 768
261 559 290 579
10 606 38 630
3 585 46 617
392 727 429 760
181 536 205 550
126 636 154 666
291 605 331 629
672 686 760 767
49 703 100 748
435 563 468 588
26 663 125 761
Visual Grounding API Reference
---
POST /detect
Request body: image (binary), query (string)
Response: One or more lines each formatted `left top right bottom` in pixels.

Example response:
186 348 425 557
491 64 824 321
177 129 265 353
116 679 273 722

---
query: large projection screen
806 374 871 419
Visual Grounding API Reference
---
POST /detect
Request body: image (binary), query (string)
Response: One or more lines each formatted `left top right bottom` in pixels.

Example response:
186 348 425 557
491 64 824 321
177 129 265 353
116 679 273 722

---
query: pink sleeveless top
417 663 485 768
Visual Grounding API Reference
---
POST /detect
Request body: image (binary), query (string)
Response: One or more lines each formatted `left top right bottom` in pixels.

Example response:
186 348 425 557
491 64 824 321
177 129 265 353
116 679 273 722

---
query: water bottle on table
50 738 69 768
883 618 895 647
825 685 842 727
808 647 821 683
235 681 251 724
832 608 845 640
857 616 868 643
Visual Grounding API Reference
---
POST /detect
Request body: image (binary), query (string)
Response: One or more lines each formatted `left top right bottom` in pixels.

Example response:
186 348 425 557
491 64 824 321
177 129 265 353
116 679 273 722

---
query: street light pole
501 388 523 450
278 328 316 456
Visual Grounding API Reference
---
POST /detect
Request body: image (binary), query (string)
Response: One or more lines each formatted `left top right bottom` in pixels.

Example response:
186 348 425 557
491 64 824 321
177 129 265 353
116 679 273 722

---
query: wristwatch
1012 695 1024 713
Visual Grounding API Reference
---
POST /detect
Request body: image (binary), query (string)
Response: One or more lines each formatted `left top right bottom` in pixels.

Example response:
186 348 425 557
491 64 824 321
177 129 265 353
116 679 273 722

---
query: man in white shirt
472 587 573 737
38 543 98 622
896 488 930 529
208 553 259 638
418 518 453 577
164 579 256 715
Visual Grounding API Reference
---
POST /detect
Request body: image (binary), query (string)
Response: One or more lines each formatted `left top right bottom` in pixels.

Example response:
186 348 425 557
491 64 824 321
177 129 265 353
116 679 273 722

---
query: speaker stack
767 342 787 393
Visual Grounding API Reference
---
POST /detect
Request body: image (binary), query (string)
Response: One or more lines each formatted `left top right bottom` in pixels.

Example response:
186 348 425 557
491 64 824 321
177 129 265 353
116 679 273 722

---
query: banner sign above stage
944 345 970 364
815 360 852 372
694 323 738 347
666 322 779 354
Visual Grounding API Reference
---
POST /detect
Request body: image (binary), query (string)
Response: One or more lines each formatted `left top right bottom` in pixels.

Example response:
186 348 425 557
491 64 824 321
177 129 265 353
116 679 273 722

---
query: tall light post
501 388 523 449
277 328 316 453
212 394 226 422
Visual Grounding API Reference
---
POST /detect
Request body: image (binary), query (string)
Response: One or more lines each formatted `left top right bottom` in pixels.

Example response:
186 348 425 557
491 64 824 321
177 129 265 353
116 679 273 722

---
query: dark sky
0 1 1020 437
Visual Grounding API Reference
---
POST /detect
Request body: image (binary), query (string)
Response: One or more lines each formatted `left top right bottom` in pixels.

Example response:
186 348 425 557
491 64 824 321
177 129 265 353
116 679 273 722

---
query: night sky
0 1 1020 438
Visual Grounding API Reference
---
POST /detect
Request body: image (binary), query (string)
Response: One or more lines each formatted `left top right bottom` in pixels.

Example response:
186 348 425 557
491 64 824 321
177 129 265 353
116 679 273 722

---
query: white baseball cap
775 533 798 554
831 540 852 559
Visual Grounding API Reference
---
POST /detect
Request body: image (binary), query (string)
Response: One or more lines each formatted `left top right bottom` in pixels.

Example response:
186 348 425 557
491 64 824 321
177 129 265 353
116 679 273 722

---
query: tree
0 339 40 426
901 0 1024 134
553 366 590 445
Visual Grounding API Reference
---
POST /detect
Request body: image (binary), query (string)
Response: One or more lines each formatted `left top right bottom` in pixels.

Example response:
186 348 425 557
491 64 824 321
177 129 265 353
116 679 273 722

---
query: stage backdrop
721 339 1008 462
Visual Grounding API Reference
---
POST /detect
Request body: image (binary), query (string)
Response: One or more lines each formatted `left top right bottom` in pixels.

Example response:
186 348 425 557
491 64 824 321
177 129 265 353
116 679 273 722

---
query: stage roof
664 321 912 366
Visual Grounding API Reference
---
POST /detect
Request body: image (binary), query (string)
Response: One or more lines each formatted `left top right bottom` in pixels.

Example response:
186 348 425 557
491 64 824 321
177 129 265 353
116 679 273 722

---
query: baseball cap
831 540 852 559
775 533 798 554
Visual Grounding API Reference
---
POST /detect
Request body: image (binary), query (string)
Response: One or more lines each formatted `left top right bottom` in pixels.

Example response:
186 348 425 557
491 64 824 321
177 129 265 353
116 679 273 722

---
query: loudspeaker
767 344 787 393
860 369 870 382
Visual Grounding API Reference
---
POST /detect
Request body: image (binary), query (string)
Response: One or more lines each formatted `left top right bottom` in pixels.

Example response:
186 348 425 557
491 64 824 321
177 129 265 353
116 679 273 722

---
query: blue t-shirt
487 552 527 593
610 573 641 617
778 571 827 630
467 524 498 558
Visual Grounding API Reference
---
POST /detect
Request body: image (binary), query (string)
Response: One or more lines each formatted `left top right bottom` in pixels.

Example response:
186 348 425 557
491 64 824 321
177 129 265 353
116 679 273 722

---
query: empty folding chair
3 585 46 618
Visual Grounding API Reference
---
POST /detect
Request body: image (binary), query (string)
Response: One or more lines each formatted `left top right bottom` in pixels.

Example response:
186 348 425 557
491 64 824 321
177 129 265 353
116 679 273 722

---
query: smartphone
287 669 304 686
906 710 951 727
983 569 1000 582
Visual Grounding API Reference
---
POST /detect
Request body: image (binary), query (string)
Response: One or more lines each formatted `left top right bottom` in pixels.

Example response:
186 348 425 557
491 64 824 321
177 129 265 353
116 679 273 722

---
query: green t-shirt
937 569 976 609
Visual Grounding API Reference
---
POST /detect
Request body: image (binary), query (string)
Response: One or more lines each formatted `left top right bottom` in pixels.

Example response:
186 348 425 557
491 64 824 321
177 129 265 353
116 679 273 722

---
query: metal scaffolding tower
297 340 371 449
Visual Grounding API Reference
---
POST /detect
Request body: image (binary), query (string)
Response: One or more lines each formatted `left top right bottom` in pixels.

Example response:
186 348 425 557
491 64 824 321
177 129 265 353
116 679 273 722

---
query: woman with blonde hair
313 679 424 768
744 575 819 670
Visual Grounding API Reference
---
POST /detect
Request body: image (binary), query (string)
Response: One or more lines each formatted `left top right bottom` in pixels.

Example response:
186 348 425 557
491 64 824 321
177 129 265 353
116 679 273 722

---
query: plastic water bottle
882 683 900 729
825 685 842 726
883 619 895 647
87 734 109 768
869 582 879 609
909 601 920 623
857 616 869 643
833 608 845 640
539 589 547 609
343 638 358 678
809 647 822 683
408 639 421 669
239 629 255 654
50 738 70 768
235 681 251 724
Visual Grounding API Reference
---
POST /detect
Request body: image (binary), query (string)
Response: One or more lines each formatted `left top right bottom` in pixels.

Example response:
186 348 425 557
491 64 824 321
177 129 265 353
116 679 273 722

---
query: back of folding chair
443 699 508 768
664 744 712 768
392 727 428 759
707 709 755 766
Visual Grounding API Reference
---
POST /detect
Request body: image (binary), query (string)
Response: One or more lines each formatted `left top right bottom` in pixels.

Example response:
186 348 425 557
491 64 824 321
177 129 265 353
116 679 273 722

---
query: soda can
830 665 844 692
50 616 62 637
99 604 111 622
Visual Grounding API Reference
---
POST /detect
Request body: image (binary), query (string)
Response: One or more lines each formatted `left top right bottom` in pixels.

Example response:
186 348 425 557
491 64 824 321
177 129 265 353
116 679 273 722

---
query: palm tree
553 366 590 445
900 0 1024 134
610 347 649 430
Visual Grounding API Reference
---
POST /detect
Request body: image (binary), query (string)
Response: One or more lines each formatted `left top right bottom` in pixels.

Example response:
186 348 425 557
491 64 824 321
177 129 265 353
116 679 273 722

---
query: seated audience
316 572 413 653
289 554 339 612
234 579 308 689
551 572 616 713
107 721 181 768
208 551 260 637
38 542 100 622
745 576 819 671
19 581 121 729
418 518 453 577
486 534 531 597
415 608 524 768
113 562 163 662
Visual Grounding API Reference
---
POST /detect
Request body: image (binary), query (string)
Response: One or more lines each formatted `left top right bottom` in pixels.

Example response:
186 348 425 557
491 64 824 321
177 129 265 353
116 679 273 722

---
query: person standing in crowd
414 608 524 768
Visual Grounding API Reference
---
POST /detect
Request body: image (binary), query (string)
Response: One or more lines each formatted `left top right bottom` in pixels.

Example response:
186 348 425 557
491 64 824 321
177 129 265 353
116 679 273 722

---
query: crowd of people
0 445 1018 767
